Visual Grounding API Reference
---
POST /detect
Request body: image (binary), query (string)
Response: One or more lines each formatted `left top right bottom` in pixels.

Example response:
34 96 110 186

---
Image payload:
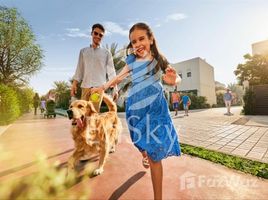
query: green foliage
216 93 225 107
106 43 126 71
227 83 243 105
0 152 90 199
0 7 43 87
16 87 35 113
181 143 268 179
0 84 20 125
181 93 210 110
234 54 268 86
53 81 71 109
242 88 255 115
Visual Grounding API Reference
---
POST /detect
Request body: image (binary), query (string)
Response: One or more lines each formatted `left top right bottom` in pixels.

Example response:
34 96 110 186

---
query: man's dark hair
91 23 105 33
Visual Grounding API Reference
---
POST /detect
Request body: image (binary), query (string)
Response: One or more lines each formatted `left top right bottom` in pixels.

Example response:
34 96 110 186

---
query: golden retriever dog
67 93 122 176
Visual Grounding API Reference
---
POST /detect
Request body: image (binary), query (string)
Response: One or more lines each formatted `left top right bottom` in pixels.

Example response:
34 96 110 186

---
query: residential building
171 57 217 105
252 39 268 55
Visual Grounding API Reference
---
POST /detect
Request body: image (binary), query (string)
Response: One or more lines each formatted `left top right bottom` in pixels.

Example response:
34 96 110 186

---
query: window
187 72 191 77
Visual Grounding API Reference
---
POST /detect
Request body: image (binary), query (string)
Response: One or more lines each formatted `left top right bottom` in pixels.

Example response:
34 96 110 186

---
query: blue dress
125 54 181 162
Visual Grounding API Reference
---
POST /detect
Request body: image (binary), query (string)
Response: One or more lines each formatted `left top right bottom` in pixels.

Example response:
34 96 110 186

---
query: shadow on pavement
0 149 74 178
108 171 146 200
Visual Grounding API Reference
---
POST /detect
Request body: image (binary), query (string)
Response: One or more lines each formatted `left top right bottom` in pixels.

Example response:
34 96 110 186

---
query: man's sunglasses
93 31 104 38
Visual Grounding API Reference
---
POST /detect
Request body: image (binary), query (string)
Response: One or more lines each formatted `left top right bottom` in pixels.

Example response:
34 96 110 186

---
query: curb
0 125 11 137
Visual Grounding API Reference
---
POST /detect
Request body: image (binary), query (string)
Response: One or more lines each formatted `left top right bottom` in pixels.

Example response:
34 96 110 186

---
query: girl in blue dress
93 22 181 199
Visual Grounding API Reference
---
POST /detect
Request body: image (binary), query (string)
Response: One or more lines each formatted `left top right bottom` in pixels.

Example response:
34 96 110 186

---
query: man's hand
71 84 77 96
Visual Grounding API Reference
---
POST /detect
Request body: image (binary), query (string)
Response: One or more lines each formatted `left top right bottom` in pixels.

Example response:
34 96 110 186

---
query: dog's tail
102 93 117 112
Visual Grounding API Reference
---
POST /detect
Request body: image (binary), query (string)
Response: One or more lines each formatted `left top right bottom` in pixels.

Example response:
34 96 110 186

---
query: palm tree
53 81 70 109
227 83 244 105
105 43 126 71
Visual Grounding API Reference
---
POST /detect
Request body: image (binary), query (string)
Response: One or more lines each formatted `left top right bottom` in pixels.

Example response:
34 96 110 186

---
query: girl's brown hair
126 22 168 73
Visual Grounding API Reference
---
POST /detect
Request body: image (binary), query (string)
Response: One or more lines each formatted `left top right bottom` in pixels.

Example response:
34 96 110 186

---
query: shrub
56 89 71 110
0 151 91 199
216 93 225 107
181 93 209 110
15 87 35 114
243 88 255 115
0 84 20 125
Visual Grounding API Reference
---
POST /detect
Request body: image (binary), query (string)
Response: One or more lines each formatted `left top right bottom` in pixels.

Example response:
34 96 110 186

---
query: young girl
92 22 181 199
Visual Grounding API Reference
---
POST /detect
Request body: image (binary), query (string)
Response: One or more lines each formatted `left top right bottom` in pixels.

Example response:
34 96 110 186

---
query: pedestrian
92 22 181 200
180 94 191 116
223 88 233 115
40 98 46 113
171 90 180 116
70 23 118 112
33 93 40 115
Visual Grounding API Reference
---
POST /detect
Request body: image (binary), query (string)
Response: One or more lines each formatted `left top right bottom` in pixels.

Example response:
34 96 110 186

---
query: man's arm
71 50 84 96
106 51 118 99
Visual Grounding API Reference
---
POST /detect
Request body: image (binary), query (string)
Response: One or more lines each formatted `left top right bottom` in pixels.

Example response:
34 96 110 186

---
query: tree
227 83 243 105
0 7 43 87
53 81 70 109
234 54 268 85
105 43 125 71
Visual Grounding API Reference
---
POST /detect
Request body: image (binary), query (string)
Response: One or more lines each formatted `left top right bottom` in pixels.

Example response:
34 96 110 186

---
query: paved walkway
0 108 268 199
170 106 268 163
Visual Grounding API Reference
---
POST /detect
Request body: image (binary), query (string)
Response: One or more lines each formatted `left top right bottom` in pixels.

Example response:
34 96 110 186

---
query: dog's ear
86 102 97 116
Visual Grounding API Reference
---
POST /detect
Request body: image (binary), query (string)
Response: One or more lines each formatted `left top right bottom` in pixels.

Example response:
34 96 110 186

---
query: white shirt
73 46 116 88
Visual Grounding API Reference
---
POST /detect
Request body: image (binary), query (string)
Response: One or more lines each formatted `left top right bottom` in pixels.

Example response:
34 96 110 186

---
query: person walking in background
223 88 233 115
171 90 180 116
92 22 181 200
70 23 118 112
180 94 191 116
40 98 46 114
33 93 40 115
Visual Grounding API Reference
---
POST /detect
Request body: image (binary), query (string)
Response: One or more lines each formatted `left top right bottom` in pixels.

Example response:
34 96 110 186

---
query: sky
1 0 268 95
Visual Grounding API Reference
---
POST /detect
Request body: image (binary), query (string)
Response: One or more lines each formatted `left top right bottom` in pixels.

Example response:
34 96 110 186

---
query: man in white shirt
71 23 118 112
223 88 233 115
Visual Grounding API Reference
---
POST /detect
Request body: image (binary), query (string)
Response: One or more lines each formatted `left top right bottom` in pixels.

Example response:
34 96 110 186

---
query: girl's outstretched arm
91 65 130 93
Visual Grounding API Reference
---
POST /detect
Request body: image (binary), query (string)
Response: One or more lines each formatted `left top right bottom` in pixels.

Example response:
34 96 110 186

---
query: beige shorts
225 100 231 107
81 88 103 112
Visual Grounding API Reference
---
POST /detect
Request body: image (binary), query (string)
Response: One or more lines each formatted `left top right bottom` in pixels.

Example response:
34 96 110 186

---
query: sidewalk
0 110 268 199
1 107 268 164
171 106 268 163
0 111 268 199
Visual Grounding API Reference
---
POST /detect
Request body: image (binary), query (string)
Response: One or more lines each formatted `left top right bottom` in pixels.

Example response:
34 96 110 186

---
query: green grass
181 143 268 179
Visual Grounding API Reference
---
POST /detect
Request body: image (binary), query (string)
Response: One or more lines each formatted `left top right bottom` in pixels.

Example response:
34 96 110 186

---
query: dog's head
67 100 97 129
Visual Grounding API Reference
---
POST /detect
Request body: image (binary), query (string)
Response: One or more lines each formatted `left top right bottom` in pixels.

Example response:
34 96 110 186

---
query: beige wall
198 59 217 105
172 57 216 105
172 58 200 93
252 40 268 55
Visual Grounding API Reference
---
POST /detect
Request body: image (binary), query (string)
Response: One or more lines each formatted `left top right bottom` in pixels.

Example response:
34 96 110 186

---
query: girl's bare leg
148 157 163 200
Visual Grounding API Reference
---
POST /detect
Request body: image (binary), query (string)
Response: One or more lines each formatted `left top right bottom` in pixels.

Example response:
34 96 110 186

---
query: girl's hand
162 66 177 86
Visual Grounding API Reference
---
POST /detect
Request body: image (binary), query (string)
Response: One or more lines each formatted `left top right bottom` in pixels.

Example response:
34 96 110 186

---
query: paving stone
219 146 235 153
246 151 265 160
261 157 268 163
250 147 267 154
232 149 249 157
226 142 241 148
206 144 223 150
